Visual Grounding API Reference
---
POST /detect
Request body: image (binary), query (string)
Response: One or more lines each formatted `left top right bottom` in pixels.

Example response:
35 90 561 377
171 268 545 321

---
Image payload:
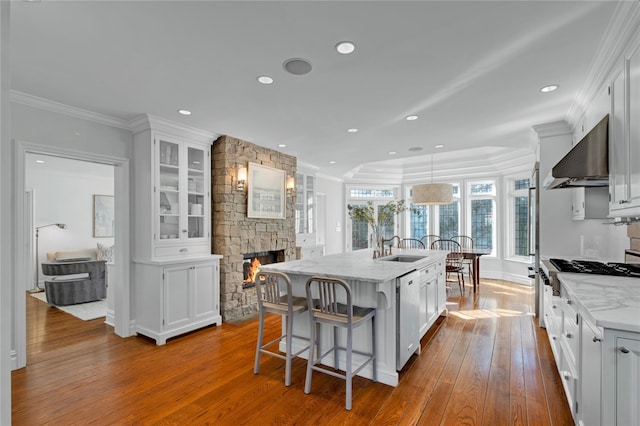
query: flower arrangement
347 200 419 255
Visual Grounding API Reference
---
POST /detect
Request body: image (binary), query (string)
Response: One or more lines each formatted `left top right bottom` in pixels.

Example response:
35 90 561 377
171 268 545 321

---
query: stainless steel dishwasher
396 269 420 370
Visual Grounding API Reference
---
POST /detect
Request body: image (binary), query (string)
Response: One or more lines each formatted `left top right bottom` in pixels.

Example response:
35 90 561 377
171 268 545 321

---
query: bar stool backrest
256 271 292 312
306 277 352 324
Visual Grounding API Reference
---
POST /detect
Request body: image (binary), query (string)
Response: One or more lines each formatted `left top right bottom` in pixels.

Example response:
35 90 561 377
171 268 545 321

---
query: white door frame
13 141 131 369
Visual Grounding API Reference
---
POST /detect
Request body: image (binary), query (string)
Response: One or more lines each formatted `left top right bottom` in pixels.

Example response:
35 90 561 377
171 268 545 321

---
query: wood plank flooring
12 279 573 425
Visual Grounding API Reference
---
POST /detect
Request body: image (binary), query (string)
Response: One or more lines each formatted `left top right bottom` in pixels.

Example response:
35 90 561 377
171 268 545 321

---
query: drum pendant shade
412 183 453 205
412 154 453 205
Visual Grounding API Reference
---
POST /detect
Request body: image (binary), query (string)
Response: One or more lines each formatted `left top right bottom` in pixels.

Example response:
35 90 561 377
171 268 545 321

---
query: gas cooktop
549 258 640 278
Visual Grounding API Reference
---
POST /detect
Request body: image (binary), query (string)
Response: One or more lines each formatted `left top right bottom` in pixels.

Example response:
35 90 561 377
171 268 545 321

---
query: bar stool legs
304 276 377 411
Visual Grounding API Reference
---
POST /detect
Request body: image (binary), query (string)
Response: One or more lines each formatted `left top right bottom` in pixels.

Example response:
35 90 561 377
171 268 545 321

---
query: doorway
13 141 131 369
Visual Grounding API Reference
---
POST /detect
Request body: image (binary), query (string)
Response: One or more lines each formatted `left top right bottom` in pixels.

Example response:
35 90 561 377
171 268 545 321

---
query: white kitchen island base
262 249 448 387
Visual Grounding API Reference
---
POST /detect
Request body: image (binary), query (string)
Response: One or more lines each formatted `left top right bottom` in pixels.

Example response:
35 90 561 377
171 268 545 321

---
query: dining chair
304 276 377 410
420 235 441 249
399 238 425 249
430 239 465 295
452 235 474 282
254 271 310 386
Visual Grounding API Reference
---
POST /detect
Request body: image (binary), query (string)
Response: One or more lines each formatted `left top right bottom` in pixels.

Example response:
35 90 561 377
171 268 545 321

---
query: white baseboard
480 270 533 286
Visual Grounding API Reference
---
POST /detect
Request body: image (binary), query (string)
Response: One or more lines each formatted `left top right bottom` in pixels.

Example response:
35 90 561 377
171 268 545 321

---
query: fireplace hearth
242 250 285 289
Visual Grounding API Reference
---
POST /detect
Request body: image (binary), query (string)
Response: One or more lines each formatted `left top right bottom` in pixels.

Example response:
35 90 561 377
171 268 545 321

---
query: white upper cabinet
132 115 215 260
609 42 640 217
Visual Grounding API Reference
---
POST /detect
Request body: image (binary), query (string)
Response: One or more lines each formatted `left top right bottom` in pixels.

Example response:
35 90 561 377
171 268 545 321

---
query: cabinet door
616 337 640 426
610 67 627 210
426 274 438 326
186 144 207 240
193 262 215 319
158 139 181 240
163 266 192 330
579 318 601 425
627 44 640 210
419 282 427 335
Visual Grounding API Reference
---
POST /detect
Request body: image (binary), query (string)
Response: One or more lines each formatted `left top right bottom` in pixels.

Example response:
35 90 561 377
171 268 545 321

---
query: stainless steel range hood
543 114 609 189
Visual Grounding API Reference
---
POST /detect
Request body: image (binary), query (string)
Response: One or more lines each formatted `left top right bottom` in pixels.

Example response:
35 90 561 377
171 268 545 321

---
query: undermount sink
378 255 427 263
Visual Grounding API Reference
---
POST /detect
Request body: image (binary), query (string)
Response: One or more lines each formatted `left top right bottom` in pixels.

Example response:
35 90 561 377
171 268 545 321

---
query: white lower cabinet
419 258 446 338
578 316 601 426
134 256 222 345
547 282 640 425
601 332 640 426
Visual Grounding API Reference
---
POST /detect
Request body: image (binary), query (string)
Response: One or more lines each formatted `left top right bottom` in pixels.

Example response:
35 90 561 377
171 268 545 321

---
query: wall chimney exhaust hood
543 114 609 189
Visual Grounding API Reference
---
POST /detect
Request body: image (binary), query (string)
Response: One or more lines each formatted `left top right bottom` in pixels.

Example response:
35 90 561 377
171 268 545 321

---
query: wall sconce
286 175 295 196
237 163 247 191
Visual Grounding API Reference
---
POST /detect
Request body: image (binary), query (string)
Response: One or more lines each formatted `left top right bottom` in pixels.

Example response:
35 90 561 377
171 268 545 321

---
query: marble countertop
558 273 640 332
260 249 449 283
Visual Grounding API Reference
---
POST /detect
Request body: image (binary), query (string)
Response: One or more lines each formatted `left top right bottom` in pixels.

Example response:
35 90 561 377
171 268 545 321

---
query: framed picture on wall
94 194 115 237
247 162 286 219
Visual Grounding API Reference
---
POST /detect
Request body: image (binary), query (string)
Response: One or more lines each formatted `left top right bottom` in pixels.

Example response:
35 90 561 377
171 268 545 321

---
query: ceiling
10 1 620 179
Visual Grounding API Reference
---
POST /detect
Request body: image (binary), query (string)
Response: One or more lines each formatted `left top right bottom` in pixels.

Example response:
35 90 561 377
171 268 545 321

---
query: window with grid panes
468 181 495 251
512 178 530 257
438 184 460 239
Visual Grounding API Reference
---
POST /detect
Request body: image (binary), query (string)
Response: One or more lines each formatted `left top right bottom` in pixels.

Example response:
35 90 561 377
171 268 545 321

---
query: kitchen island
260 248 449 387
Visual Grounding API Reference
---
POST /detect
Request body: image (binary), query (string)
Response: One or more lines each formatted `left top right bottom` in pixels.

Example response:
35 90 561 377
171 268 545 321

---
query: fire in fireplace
242 250 285 289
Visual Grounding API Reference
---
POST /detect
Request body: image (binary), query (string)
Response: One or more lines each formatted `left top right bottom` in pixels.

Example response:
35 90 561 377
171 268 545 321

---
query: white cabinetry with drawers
131 115 222 344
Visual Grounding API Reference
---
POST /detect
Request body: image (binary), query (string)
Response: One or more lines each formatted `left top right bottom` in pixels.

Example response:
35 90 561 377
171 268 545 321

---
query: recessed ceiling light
336 41 356 55
278 144 287 148
405 115 419 121
540 84 559 93
257 76 274 85
329 161 336 164
283 58 312 75
388 151 397 155
35 160 45 164
435 144 444 149
408 147 423 152
177 109 192 116
347 128 359 133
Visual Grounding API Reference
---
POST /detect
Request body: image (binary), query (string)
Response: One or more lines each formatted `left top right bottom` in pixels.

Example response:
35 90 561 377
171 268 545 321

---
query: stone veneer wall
211 135 297 321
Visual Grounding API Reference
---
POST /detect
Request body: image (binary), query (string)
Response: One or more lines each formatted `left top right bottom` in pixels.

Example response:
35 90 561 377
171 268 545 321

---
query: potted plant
347 200 419 257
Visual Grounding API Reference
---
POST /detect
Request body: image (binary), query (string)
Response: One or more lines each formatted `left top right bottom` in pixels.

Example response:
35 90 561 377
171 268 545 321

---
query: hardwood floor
13 279 573 425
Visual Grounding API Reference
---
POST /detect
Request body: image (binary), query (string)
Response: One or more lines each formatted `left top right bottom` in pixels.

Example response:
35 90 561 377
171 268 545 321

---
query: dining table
460 248 491 293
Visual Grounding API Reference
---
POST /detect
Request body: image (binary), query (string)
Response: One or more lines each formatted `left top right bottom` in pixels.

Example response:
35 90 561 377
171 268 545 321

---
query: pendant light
412 154 453 205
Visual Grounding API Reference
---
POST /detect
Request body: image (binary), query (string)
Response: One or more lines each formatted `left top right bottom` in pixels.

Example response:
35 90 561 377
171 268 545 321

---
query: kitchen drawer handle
179 248 188 253
620 346 630 354
593 337 601 343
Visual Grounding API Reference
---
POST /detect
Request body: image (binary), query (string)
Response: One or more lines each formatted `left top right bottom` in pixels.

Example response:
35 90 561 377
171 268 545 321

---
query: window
438 184 460 239
510 178 530 258
409 204 428 239
467 180 495 251
295 172 315 236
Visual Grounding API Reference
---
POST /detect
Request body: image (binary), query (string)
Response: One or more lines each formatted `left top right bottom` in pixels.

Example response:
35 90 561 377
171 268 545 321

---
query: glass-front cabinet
157 140 206 242
156 137 208 250
132 115 213 260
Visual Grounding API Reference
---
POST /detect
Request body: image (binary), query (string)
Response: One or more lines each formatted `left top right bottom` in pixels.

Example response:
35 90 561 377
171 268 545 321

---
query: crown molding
531 120 572 139
128 114 218 143
11 90 131 130
566 1 640 126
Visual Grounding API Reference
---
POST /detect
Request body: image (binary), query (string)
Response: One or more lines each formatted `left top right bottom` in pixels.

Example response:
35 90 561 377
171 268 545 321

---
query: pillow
97 243 114 263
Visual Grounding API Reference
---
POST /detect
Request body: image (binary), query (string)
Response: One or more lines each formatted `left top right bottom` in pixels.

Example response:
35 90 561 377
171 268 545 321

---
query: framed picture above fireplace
247 162 286 219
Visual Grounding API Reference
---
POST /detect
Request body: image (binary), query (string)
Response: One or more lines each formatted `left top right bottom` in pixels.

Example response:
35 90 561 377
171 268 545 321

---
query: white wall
26 156 114 290
316 174 344 255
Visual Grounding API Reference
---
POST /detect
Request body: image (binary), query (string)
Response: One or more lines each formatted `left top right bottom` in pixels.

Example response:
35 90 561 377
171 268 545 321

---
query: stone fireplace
242 250 286 289
211 135 296 321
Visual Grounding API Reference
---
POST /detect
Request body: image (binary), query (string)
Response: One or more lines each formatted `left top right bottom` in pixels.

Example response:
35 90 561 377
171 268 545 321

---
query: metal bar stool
254 271 309 386
304 276 376 410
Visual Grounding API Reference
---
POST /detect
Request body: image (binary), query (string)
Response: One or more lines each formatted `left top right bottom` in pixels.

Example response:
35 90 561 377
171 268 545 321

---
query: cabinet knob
620 346 630 354
563 372 571 380
566 333 573 339
552 305 557 309
182 229 188 233
592 336 601 343
566 299 573 305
